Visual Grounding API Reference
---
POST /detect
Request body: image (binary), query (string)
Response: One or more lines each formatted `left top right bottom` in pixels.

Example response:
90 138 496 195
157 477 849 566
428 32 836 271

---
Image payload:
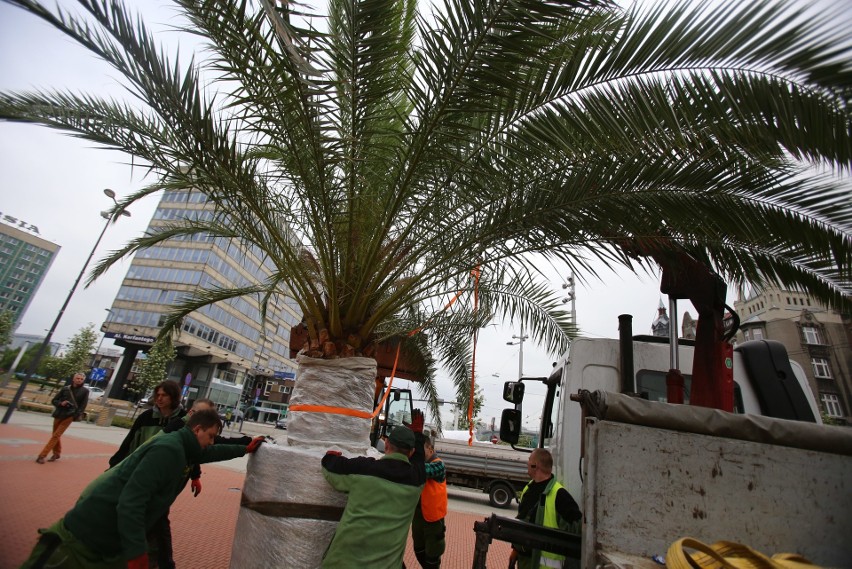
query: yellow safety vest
518 477 569 569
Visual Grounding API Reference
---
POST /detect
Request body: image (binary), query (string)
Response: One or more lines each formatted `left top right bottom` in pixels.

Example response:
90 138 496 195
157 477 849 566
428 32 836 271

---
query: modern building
101 188 301 412
0 214 60 330
733 285 851 424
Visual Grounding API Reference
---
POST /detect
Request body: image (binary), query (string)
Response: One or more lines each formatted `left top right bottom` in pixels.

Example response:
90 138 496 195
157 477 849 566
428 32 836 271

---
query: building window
278 385 292 394
802 326 822 345
264 381 274 396
812 357 832 379
821 394 843 418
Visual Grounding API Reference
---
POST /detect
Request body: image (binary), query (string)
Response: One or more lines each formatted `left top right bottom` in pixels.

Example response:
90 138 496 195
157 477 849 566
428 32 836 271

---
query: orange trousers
38 416 74 459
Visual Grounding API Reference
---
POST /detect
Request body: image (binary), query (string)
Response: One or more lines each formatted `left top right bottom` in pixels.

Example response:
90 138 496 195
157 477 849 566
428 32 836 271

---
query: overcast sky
0 1 677 429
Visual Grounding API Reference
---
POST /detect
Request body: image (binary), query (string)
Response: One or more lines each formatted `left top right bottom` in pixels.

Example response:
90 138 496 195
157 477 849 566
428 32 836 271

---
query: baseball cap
387 426 415 450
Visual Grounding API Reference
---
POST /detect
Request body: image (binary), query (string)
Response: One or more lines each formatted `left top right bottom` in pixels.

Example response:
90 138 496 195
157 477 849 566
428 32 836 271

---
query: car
84 385 105 402
275 417 287 430
136 397 152 408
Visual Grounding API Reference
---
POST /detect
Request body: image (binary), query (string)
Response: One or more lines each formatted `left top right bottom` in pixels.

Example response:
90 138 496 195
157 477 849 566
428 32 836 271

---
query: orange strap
468 266 480 446
289 346 400 419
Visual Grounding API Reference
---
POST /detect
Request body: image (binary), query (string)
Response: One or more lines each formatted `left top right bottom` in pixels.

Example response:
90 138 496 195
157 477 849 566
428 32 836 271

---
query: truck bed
582 393 852 568
435 438 529 482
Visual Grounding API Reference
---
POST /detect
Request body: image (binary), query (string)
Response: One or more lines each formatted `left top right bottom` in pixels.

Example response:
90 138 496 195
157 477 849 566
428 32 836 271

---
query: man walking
320 411 427 568
36 372 88 464
510 448 581 569
21 409 265 568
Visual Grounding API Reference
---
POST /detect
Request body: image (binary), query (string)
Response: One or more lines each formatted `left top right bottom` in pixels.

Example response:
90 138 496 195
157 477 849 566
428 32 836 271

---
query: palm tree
2 0 850 565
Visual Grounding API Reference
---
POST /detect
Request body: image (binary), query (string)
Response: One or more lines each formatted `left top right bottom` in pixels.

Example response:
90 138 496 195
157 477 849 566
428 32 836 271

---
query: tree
2 0 850 564
456 384 485 431
0 311 13 349
125 337 177 399
45 324 98 388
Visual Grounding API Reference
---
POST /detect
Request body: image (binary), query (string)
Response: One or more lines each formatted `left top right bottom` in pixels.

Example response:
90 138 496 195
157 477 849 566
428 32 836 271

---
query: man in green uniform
321 412 427 568
21 409 264 568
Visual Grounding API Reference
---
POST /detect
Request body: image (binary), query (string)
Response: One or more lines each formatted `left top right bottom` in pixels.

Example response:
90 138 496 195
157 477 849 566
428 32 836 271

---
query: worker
321 411 427 568
21 409 265 568
109 380 184 467
509 448 581 569
411 434 447 569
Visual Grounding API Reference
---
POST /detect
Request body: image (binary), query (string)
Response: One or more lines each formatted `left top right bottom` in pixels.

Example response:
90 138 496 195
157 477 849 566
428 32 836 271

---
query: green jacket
65 426 246 560
321 451 426 568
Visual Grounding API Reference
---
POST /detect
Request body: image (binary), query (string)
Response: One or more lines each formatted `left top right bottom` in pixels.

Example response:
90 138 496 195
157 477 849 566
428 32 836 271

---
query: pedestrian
509 448 581 569
411 434 447 569
321 411 427 568
224 407 233 429
235 406 245 431
109 380 184 468
21 409 266 568
36 372 89 464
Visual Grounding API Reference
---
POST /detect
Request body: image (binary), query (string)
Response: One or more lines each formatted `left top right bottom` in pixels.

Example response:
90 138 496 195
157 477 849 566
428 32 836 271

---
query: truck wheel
488 482 515 509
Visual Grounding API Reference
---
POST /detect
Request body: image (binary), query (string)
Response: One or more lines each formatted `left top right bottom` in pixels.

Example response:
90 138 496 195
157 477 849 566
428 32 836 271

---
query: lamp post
506 323 529 380
562 272 577 327
2 189 130 424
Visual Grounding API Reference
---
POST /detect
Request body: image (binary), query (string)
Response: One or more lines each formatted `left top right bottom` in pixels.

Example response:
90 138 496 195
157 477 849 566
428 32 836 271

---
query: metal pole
570 273 576 328
518 322 524 380
2 191 129 424
1 342 29 389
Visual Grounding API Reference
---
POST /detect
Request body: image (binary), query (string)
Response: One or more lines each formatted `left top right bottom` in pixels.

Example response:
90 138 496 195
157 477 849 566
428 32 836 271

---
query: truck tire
488 482 515 509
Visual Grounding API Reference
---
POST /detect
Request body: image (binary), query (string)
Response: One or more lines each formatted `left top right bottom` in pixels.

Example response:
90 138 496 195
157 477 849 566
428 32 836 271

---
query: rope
666 538 823 569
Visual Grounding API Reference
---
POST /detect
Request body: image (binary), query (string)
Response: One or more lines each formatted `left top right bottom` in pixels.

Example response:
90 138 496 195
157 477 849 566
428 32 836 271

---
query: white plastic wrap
230 444 346 567
286 355 377 452
230 355 378 568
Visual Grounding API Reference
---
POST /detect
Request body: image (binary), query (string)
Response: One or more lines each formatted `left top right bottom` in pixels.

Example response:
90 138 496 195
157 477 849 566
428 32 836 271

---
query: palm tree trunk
230 355 379 568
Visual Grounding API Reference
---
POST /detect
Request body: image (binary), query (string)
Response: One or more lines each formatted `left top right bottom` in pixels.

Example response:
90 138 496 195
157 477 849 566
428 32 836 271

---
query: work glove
325 450 342 456
407 409 425 434
191 477 202 497
245 436 265 454
127 553 148 569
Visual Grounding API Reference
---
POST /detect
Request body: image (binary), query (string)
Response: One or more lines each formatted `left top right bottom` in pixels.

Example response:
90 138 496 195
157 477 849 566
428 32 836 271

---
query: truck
370 384 529 508
474 252 852 568
434 436 529 508
482 329 852 568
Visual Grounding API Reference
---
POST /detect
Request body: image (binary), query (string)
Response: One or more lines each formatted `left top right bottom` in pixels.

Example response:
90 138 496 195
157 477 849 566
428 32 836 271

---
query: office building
101 188 300 411
734 285 851 424
0 214 60 330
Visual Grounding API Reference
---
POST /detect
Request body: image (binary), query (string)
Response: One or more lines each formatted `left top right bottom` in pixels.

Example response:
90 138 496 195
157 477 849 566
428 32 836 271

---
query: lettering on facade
104 332 156 345
0 213 40 235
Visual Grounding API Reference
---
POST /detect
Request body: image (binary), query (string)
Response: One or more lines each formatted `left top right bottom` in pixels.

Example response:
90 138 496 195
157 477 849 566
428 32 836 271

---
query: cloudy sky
0 1 677 428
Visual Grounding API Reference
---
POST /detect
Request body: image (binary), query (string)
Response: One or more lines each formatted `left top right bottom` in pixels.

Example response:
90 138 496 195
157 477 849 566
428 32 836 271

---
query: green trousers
21 518 124 569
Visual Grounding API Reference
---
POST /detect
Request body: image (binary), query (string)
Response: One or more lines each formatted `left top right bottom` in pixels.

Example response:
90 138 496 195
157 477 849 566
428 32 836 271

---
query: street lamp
561 273 577 327
506 323 529 380
2 189 130 424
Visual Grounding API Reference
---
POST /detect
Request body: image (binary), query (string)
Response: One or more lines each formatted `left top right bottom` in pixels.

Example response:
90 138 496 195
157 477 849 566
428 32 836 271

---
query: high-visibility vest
518 477 569 569
421 456 447 522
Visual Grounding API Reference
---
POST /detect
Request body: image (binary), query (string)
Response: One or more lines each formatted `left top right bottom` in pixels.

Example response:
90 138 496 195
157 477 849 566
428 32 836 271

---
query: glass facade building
102 189 300 408
0 217 60 329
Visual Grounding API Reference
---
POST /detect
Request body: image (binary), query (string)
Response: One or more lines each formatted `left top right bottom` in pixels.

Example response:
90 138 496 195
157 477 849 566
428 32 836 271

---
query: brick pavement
0 420 510 568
